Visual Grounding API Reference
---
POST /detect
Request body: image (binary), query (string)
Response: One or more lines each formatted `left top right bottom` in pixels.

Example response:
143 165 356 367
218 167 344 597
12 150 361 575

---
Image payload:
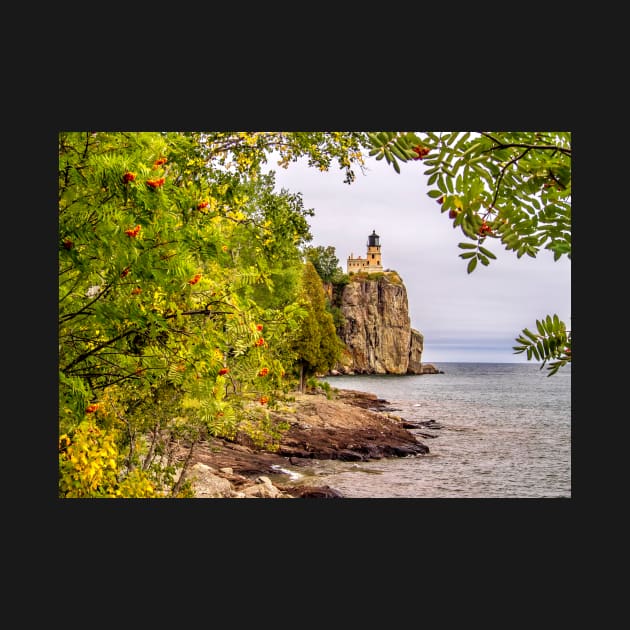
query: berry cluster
125 225 141 238
86 404 99 413
255 337 265 347
258 367 269 377
412 145 430 160
478 221 493 236
146 177 165 189
153 157 167 168
188 273 202 285
218 368 229 376
122 171 136 183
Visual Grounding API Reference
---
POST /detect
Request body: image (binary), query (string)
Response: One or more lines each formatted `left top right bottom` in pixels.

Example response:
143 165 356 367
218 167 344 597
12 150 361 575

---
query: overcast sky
262 152 571 364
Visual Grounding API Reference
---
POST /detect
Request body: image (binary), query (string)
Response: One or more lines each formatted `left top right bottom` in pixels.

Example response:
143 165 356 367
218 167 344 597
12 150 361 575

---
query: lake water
288 363 571 498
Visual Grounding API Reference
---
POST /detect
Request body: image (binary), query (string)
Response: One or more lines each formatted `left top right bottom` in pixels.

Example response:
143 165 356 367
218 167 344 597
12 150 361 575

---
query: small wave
270 464 302 481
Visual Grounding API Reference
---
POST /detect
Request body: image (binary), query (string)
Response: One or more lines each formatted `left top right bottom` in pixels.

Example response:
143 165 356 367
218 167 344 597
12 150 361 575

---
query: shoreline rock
173 388 431 498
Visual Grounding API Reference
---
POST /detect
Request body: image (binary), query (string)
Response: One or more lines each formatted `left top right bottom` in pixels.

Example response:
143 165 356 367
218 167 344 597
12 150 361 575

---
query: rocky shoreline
172 388 438 498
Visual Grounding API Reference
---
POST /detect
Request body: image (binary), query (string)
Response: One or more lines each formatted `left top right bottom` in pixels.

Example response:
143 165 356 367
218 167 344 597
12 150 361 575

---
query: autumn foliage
59 131 369 497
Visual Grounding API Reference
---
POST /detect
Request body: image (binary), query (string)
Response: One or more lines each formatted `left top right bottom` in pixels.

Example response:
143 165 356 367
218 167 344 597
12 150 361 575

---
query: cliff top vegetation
347 270 402 285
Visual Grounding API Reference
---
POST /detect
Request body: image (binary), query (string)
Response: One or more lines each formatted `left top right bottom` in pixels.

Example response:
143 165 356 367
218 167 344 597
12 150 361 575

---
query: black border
47 74 580 577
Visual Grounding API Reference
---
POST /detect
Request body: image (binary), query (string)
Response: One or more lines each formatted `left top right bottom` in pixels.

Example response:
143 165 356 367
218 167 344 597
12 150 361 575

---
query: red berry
412 145 430 160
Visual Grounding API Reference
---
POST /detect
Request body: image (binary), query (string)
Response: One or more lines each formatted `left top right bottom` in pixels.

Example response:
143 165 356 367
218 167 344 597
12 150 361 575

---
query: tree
366 131 571 375
303 245 346 284
291 262 344 391
59 131 369 496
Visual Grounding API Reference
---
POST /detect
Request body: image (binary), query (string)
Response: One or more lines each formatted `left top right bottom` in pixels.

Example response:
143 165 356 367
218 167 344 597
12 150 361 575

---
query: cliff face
332 273 424 375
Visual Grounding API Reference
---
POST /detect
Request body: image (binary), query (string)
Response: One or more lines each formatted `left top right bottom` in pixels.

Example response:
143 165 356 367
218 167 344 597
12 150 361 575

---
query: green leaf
542 336 550 356
523 328 539 343
478 246 496 259
466 257 478 274
391 144 407 162
462 142 483 157
458 242 478 249
455 132 471 149
428 190 443 198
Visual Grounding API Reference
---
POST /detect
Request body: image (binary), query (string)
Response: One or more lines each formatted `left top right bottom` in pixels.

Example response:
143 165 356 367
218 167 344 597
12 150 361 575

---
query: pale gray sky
263 152 571 364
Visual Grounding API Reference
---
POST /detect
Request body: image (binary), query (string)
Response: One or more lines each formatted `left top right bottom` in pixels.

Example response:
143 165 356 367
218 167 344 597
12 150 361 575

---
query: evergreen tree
292 262 344 391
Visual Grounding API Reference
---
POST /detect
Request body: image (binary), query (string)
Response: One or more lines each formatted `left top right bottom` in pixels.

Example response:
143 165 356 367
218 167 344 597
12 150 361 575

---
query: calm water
285 363 571 498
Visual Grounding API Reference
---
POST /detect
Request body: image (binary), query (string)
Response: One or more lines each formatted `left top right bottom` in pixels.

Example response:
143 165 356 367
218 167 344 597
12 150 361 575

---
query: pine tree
292 262 344 391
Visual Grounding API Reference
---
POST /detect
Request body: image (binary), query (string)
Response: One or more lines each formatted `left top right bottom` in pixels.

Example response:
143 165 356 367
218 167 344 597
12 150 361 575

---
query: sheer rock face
334 274 424 374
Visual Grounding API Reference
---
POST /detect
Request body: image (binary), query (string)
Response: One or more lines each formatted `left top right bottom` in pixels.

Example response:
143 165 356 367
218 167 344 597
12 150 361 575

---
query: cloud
264 153 571 364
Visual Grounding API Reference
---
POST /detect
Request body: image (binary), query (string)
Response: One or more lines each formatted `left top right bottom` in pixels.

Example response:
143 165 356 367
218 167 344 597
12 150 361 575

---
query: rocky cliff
330 272 426 375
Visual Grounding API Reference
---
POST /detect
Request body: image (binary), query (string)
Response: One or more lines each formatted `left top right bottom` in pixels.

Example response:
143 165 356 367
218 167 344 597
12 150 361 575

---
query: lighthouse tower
347 230 384 274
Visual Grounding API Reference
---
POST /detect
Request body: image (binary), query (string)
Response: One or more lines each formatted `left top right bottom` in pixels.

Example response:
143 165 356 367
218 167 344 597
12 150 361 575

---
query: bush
59 421 157 498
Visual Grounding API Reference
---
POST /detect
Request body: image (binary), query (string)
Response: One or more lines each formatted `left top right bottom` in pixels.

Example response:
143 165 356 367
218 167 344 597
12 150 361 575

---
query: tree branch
479 132 571 157
491 148 531 208
62 329 137 372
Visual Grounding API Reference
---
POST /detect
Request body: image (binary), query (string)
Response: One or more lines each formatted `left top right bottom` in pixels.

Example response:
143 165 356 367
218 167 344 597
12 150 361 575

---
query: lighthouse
347 230 384 274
